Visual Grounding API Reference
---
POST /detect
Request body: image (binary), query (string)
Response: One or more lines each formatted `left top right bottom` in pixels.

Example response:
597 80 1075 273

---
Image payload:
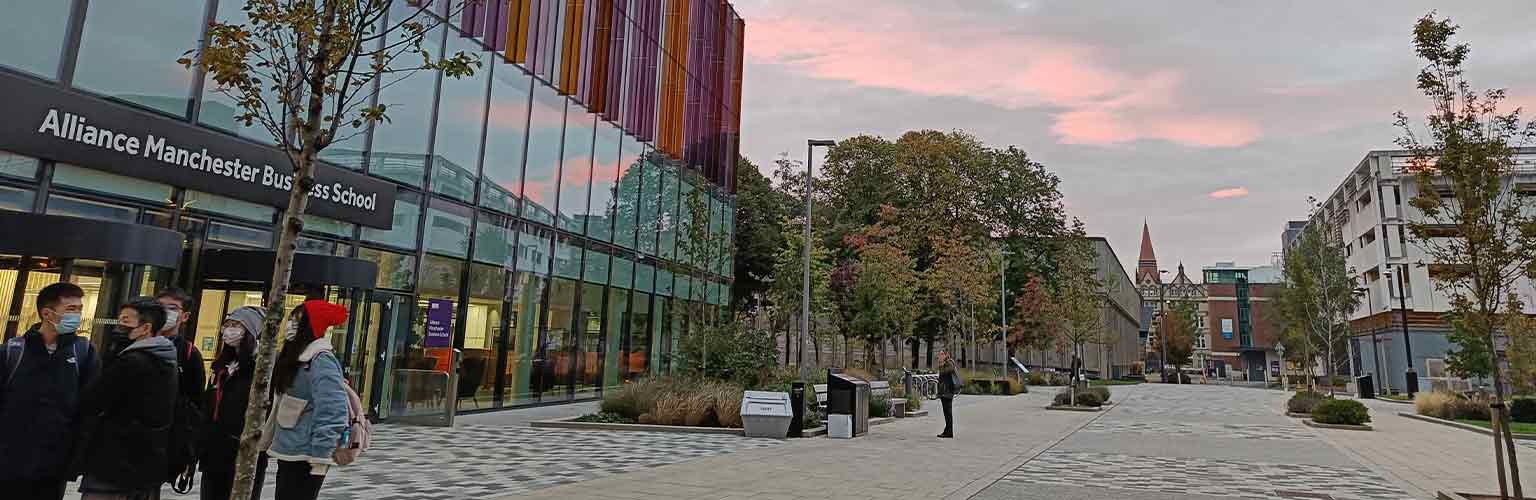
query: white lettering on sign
35 107 379 214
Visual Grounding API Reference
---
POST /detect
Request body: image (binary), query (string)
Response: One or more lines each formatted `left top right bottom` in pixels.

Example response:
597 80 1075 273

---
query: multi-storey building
1135 223 1206 375
1202 262 1282 382
0 0 745 419
1015 237 1142 379
1308 149 1536 394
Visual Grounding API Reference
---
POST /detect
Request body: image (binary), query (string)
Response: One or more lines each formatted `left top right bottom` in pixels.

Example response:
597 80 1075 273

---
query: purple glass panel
462 0 483 37
485 0 507 50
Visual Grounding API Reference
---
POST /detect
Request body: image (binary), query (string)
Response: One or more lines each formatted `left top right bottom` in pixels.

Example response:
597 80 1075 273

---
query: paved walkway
1320 397 1536 498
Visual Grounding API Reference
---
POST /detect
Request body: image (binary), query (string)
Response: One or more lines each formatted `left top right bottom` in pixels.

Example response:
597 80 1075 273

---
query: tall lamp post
801 139 835 378
1276 342 1287 392
1000 249 1012 380
1157 269 1171 382
1386 266 1418 397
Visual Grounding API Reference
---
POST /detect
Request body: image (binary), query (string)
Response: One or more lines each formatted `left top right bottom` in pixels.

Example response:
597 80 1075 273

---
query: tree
1051 224 1101 403
1009 275 1060 368
844 210 920 372
184 2 475 498
1504 299 1536 396
1277 200 1360 396
1157 301 1198 375
924 230 998 370
1395 13 1536 498
767 216 832 367
731 157 791 311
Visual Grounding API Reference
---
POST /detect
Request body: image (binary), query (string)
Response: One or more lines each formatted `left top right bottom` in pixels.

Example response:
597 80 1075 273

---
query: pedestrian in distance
198 306 269 500
937 351 959 439
264 299 350 500
73 299 179 500
0 282 99 500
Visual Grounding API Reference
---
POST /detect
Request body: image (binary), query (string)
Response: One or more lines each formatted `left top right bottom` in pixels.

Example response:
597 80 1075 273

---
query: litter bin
741 391 793 438
827 373 869 438
1356 374 1375 399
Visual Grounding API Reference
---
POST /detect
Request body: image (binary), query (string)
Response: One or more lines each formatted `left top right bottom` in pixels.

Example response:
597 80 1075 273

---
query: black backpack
166 337 204 491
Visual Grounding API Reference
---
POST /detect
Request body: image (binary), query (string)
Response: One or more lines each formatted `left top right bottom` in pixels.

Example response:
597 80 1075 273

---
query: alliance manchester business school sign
0 73 395 229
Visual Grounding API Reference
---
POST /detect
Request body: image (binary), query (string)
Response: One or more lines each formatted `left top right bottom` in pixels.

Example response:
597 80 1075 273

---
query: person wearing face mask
154 288 207 411
0 282 99 500
72 299 178 500
198 306 268 500
264 300 350 500
153 288 206 490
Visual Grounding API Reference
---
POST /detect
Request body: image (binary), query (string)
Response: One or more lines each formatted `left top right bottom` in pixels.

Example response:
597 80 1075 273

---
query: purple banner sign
424 298 453 347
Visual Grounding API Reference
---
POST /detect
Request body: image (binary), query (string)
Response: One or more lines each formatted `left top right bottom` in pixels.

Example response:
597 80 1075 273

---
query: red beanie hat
301 299 349 339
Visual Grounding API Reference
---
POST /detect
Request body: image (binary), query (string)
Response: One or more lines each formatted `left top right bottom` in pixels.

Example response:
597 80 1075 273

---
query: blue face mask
55 312 82 334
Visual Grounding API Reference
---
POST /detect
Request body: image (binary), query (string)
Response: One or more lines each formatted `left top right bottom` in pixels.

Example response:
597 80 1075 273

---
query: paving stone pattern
988 384 1418 500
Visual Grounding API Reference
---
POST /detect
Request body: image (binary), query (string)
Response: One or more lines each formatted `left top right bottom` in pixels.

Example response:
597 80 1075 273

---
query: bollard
790 382 805 438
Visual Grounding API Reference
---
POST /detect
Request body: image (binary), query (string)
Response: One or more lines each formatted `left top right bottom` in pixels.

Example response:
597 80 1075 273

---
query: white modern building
1306 149 1536 394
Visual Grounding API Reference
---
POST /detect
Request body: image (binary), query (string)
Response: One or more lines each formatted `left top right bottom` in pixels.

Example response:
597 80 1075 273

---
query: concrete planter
1302 419 1373 431
1400 412 1536 441
1286 412 1313 418
1045 405 1103 412
1376 397 1414 405
904 410 929 418
532 417 745 435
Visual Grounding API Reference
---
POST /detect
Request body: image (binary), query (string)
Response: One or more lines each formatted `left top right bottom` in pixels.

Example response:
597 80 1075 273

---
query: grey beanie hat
226 306 267 337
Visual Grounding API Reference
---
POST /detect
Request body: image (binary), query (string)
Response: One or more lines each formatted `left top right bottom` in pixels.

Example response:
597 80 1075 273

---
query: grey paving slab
972 481 1282 500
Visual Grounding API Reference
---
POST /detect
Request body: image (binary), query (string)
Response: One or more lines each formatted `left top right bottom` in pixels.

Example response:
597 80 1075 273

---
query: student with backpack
74 299 179 500
199 306 268 500
263 299 352 500
0 282 99 500
154 288 207 491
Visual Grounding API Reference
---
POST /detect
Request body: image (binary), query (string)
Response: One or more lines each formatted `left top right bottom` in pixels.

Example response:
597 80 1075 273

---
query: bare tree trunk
1489 315 1522 499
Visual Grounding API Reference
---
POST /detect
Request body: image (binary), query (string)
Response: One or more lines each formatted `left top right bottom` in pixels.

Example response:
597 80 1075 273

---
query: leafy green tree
1157 301 1198 376
1276 199 1360 395
1051 224 1102 401
731 157 790 311
1009 275 1060 368
844 210 921 371
184 2 475 497
924 230 999 370
1395 13 1536 496
768 217 832 366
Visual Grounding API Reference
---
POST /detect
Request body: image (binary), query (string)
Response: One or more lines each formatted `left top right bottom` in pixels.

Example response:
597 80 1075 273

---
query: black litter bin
1356 374 1375 399
827 373 870 437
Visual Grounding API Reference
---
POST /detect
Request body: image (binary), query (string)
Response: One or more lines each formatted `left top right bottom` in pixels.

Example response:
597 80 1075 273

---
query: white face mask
161 310 180 332
222 327 245 346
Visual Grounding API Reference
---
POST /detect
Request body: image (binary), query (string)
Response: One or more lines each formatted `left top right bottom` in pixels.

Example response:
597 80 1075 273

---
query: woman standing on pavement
199 306 266 500
937 351 958 438
265 300 350 500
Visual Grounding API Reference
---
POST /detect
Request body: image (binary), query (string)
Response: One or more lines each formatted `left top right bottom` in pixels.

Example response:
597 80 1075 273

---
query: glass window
430 31 490 203
585 123 622 243
675 274 692 302
603 287 627 390
208 221 271 248
358 246 415 290
52 164 172 203
611 255 634 290
556 109 594 233
46 195 136 222
517 224 553 276
0 152 40 180
655 268 673 297
624 292 651 382
553 236 581 280
183 190 274 223
425 199 472 258
0 2 70 78
301 215 354 238
611 139 642 249
583 248 609 286
657 162 679 260
540 278 577 401
368 1 444 186
473 212 517 268
634 262 655 293
676 178 698 266
636 150 662 255
296 237 341 256
576 282 604 398
0 186 36 213
74 0 203 117
416 253 463 396
418 253 463 297
362 190 422 250
505 270 545 405
464 263 504 406
521 85 565 225
481 62 532 215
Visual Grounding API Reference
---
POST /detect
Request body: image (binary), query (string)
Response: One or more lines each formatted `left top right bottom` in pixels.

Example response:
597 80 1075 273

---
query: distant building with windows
1202 262 1282 383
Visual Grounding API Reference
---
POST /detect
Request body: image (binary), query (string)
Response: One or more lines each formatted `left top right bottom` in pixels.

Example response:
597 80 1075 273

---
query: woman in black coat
199 306 268 500
937 351 958 439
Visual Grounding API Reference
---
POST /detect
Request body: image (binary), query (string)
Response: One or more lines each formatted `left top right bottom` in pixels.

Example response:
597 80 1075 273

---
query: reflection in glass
611 139 643 249
463 263 504 408
472 212 517 268
74 0 202 116
413 254 461 413
481 62 533 215
368 1 443 185
0 186 35 213
517 225 552 276
0 1 70 78
576 282 604 398
425 199 472 258
184 190 274 223
585 124 623 243
637 150 663 255
624 292 651 382
0 151 40 180
657 163 679 260
362 191 422 250
604 288 627 390
521 85 565 225
46 195 137 223
52 164 172 203
431 32 489 203
505 271 544 405
540 278 576 402
553 236 581 280
556 110 595 234
358 246 416 291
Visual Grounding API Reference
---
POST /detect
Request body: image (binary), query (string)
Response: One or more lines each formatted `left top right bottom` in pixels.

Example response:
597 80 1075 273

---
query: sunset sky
731 0 1536 277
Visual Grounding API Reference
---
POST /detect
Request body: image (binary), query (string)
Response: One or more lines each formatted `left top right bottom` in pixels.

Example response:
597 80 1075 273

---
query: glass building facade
0 0 744 415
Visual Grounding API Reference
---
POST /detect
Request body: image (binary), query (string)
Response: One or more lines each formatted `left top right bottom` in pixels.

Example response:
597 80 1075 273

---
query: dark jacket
0 328 98 480
74 335 179 490
938 364 958 399
171 335 207 408
200 354 255 466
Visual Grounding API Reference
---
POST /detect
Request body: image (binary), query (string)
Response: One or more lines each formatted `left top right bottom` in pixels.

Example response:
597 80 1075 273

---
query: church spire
1136 221 1160 284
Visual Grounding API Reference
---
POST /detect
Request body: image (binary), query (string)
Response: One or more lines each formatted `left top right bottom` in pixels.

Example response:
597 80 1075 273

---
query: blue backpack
3 335 92 386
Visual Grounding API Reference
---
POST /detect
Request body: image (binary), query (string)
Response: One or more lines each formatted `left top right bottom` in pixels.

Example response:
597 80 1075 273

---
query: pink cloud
743 1 1260 148
1209 187 1250 199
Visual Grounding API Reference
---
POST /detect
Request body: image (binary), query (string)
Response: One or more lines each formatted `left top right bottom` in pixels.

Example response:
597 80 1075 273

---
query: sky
730 0 1536 277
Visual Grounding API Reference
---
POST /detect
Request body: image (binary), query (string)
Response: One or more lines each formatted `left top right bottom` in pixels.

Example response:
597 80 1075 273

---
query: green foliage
1510 398 1536 423
1312 399 1371 426
731 157 791 311
1414 390 1461 419
870 396 891 418
1450 394 1495 421
1086 386 1111 403
1287 391 1327 414
1053 388 1103 408
1025 372 1047 386
1275 200 1361 393
1156 301 1199 370
574 412 635 424
905 389 922 412
601 376 743 429
676 316 778 388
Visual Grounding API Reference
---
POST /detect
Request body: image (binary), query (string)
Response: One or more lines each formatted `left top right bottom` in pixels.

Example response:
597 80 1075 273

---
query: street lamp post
1391 265 1418 397
1157 269 1171 383
1360 284 1387 395
1000 249 1011 380
1276 342 1287 392
801 139 835 378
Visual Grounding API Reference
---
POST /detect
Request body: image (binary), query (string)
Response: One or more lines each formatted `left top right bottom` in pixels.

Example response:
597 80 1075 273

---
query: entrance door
355 292 408 420
2 256 162 344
